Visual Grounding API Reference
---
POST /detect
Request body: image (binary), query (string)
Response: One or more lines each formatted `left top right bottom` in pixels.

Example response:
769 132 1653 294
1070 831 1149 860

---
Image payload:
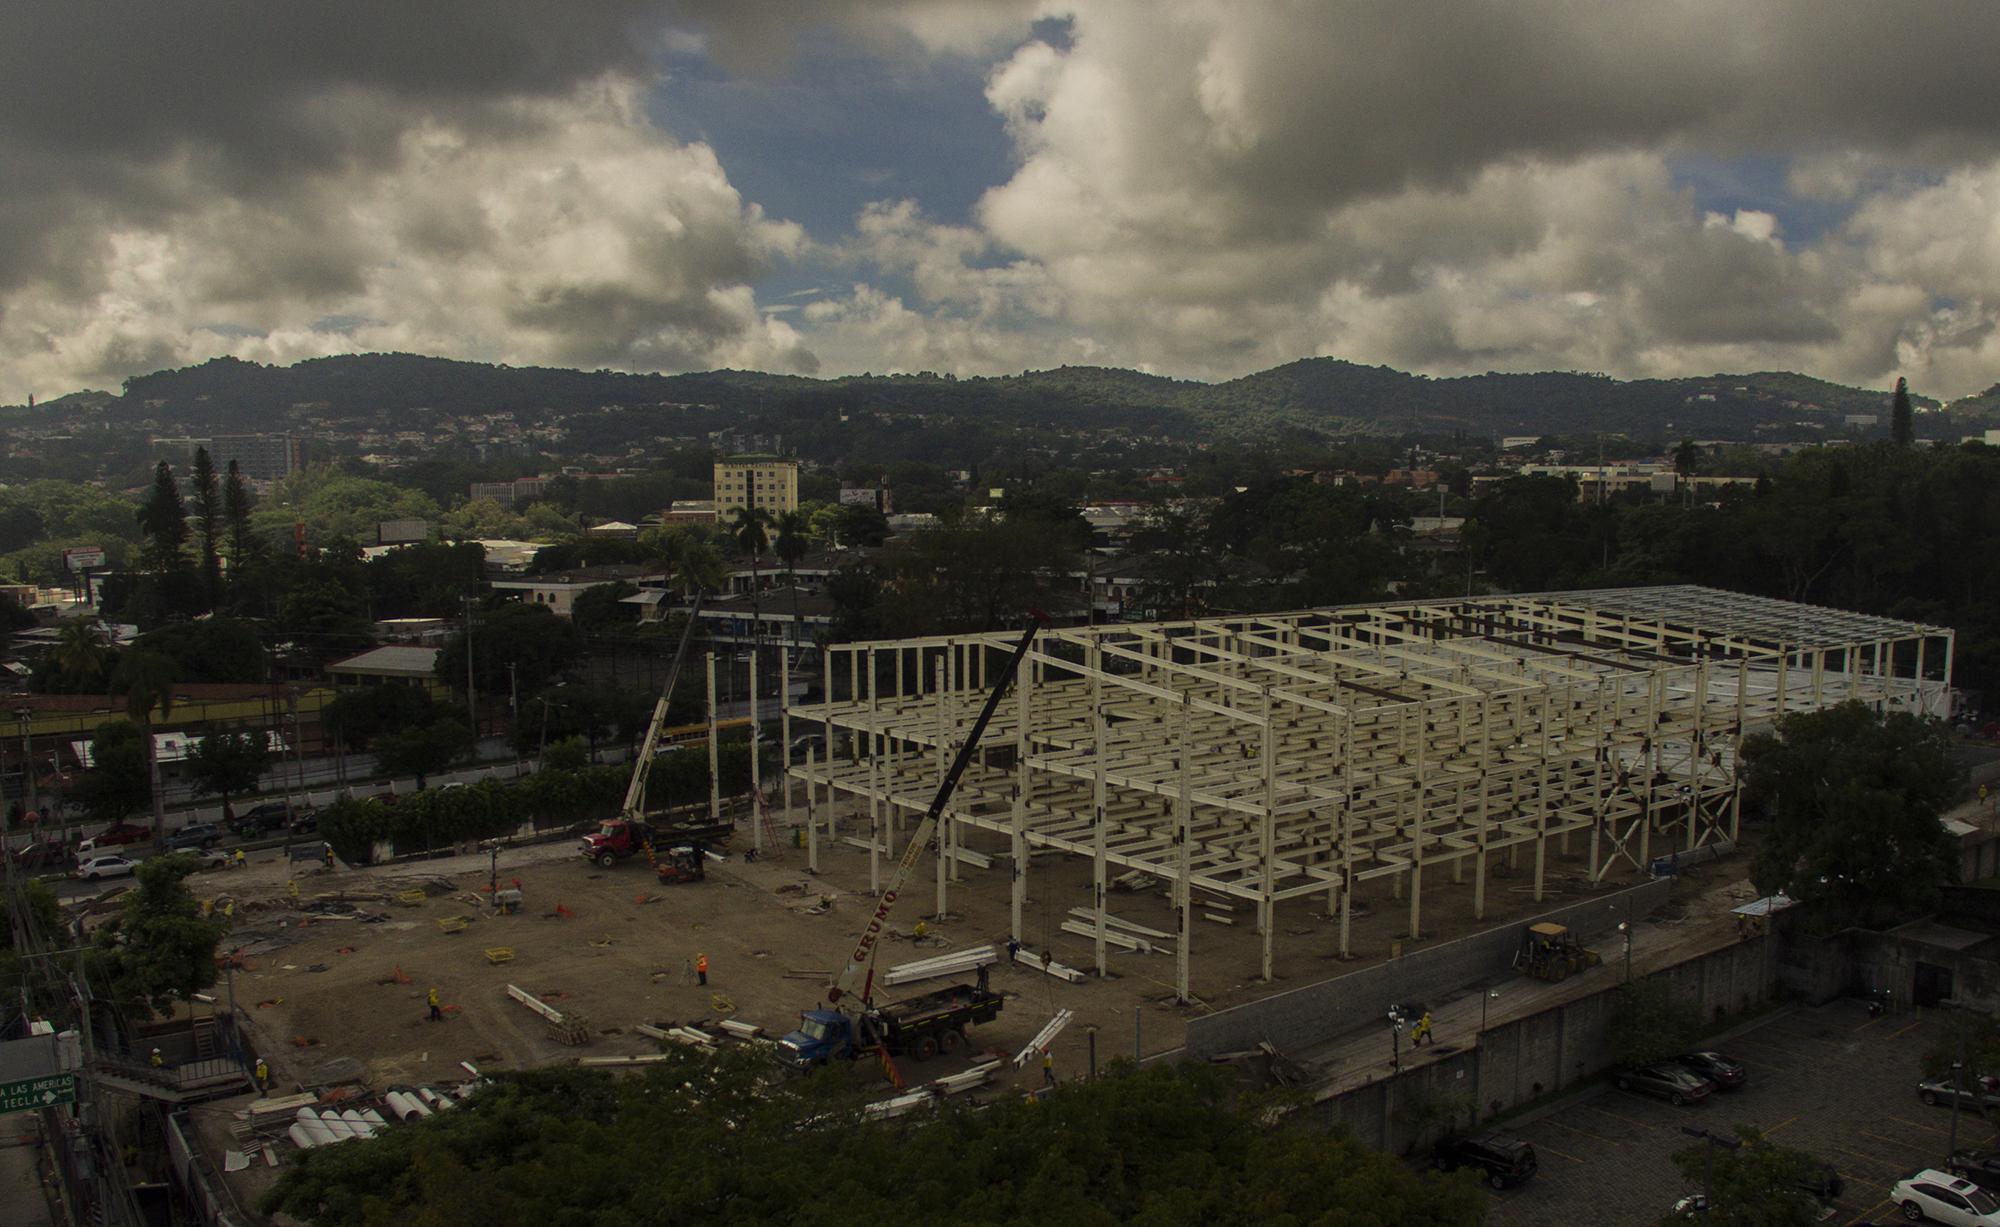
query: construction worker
427 986 442 1022
254 1057 269 1095
695 953 709 986
1413 1012 1434 1047
233 848 246 870
149 1047 164 1070
913 920 929 943
288 878 300 909
322 846 334 869
1041 1048 1056 1088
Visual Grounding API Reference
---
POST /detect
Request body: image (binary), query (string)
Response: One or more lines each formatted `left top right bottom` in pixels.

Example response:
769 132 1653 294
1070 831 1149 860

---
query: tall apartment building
713 456 799 516
210 434 306 483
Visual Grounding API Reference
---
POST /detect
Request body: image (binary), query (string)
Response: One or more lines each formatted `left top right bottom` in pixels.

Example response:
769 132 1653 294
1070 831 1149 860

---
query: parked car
1673 1051 1747 1090
11 842 71 873
227 802 292 837
1951 1151 2000 1193
181 848 233 871
288 809 320 835
163 823 223 851
1890 1168 2000 1225
1432 1133 1538 1189
76 855 137 881
1614 1063 1715 1105
1919 1078 2000 1111
77 823 152 854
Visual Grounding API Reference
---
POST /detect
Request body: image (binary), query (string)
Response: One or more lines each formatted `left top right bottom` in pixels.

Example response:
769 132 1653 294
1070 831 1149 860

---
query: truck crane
578 592 731 875
778 613 1046 1071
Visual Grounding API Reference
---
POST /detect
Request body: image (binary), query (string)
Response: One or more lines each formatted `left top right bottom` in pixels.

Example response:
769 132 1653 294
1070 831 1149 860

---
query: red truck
78 823 153 854
579 818 728 868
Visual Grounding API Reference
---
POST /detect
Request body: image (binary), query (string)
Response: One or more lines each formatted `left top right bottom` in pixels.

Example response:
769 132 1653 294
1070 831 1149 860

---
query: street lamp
1950 1058 1967 1162
1387 1007 1406 1073
14 705 35 822
1619 920 1633 982
1480 988 1500 1039
1680 1126 1740 1215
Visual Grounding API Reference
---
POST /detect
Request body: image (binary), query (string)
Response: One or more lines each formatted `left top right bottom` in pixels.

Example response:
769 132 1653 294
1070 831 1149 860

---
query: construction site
36 585 1960 1216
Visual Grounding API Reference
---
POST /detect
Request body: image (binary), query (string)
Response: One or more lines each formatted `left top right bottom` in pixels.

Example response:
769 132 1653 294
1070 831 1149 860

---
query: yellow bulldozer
1515 922 1601 982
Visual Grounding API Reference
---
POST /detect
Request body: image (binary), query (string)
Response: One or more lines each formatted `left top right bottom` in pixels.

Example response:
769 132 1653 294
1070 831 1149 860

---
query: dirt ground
202 803 1715 1100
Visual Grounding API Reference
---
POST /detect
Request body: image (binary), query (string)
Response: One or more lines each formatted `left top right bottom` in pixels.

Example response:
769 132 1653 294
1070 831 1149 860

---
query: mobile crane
578 592 731 875
779 613 1045 1071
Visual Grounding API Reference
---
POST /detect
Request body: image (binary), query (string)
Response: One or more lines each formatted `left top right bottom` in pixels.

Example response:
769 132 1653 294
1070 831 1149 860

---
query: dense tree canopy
263 1055 1484 1227
1743 702 1962 928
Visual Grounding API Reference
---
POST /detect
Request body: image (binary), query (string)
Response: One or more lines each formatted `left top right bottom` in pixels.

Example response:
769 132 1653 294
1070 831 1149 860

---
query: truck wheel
940 1027 965 1055
913 1035 940 1062
596 852 616 868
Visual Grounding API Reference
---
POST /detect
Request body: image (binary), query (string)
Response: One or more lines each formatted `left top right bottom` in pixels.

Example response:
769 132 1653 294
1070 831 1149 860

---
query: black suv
227 802 292 837
1672 1051 1747 1090
163 822 223 851
1433 1134 1538 1189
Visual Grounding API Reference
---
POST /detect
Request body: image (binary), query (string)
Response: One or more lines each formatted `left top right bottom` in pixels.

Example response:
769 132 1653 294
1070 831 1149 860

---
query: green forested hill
38 351 1988 442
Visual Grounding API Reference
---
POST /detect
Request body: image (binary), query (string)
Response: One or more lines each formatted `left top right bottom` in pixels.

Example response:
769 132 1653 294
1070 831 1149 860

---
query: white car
77 855 138 881
1893 1169 2000 1224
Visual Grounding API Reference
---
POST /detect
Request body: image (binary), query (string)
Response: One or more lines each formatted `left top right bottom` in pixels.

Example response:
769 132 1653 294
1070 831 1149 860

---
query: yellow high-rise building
713 455 799 516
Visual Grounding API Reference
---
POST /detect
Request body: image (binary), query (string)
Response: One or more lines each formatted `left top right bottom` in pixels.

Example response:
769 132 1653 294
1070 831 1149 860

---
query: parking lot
1485 999 1996 1226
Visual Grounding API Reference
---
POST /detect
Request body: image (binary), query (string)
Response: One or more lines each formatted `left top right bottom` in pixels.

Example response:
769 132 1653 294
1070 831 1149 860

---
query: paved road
1483 999 1991 1226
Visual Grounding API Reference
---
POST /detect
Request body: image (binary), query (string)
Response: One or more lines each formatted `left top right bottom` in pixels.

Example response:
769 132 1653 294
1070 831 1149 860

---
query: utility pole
507 662 520 766
463 595 478 737
1950 1034 1967 1162
1680 1126 1739 1217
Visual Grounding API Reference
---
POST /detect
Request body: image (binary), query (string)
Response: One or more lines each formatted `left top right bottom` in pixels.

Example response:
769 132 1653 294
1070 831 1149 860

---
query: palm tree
730 507 773 664
51 617 114 692
112 650 179 850
773 510 809 661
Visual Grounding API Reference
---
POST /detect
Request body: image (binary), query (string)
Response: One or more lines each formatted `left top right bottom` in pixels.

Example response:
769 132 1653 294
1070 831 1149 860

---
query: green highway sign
0 1073 74 1113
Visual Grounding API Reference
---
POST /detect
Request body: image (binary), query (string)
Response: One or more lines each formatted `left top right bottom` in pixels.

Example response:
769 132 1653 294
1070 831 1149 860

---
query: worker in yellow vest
427 986 442 1022
254 1057 269 1095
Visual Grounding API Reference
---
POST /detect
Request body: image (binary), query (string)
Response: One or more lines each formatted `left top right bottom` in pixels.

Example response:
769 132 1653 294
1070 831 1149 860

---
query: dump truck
780 971 1005 1068
1515 922 1601 981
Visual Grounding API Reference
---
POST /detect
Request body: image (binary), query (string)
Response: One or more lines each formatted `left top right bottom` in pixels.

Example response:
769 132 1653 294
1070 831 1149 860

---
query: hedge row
320 742 756 863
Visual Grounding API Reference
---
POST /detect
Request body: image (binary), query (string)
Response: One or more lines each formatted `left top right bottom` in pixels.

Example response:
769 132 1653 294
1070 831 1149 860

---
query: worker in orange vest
695 953 709 986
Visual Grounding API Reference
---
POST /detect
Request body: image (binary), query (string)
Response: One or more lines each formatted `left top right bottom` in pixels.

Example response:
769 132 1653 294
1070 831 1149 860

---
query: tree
436 602 579 698
1608 979 1702 1068
111 650 178 850
730 506 774 661
43 616 116 693
571 581 639 632
189 447 223 608
185 730 272 815
1673 437 1700 480
1743 701 1962 928
773 510 810 653
275 576 375 664
263 1056 1486 1227
136 460 191 575
80 719 151 824
325 684 441 752
374 718 473 789
1667 1125 1832 1227
1891 376 1915 446
96 854 226 1022
223 458 256 578
132 618 267 682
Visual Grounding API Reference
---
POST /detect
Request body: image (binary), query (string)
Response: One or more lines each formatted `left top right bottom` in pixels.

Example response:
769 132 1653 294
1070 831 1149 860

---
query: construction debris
718 1019 764 1041
506 984 590 1046
1011 948 1088 984
1011 1009 1076 1068
863 1058 1004 1120
881 944 997 987
1059 919 1172 955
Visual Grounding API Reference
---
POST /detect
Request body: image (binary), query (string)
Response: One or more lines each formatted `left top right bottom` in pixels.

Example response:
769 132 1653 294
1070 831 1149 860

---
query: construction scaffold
780 586 1953 1003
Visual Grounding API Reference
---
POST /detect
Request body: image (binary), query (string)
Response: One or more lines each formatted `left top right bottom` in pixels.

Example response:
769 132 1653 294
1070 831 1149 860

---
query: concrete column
748 651 761 857
1010 640 1029 944
705 652 720 822
1259 686 1276 982
805 745 818 872
779 651 793 832
866 652 881 892
1176 695 1193 1005
1091 644 1109 976
934 657 949 919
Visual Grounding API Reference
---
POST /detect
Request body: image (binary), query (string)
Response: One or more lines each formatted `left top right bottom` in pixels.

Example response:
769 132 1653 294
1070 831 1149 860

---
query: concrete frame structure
783 586 1952 1003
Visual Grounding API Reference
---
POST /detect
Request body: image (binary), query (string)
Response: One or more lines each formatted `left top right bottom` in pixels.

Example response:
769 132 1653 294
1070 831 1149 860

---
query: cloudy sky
8 1 2000 399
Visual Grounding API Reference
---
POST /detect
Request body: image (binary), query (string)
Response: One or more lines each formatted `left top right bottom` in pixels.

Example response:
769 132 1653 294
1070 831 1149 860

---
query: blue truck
780 972 1005 1069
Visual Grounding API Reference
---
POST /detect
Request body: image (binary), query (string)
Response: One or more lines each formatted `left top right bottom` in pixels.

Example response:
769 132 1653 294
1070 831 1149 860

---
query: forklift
1514 922 1601 981
655 844 707 886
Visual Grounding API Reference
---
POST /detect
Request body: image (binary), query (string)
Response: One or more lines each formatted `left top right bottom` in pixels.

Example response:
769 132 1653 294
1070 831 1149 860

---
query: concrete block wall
1314 934 1782 1154
1186 876 1676 1058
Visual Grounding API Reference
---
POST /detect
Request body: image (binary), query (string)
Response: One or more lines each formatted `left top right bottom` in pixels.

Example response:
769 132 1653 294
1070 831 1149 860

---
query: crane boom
620 591 705 821
826 613 1046 1009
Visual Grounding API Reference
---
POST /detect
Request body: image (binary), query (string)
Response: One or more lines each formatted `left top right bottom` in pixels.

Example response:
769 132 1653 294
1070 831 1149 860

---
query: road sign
0 1072 74 1113
62 546 106 571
